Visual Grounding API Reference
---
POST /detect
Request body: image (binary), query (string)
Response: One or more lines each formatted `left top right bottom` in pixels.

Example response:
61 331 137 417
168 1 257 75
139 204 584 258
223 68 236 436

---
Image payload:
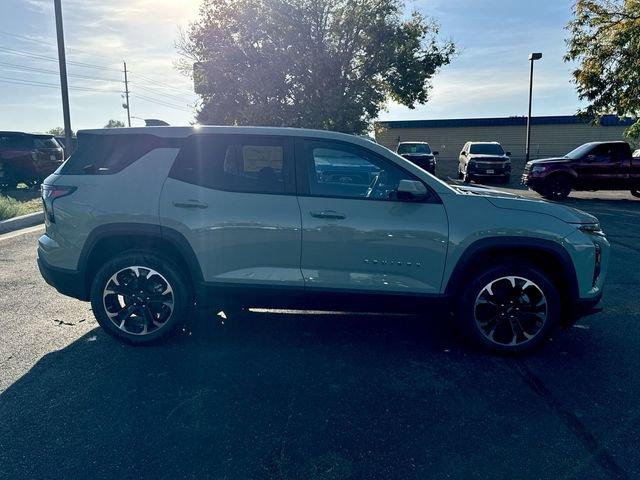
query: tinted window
170 134 293 194
59 133 180 175
33 136 60 149
590 144 614 161
565 143 595 159
304 139 418 200
469 143 505 155
397 143 431 155
0 134 32 149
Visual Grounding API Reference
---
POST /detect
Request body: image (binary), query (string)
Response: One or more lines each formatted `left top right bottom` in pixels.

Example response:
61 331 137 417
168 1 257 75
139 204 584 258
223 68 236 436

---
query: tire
90 252 191 345
456 261 561 354
463 171 471 183
631 189 640 199
498 175 510 185
541 175 572 200
457 169 464 180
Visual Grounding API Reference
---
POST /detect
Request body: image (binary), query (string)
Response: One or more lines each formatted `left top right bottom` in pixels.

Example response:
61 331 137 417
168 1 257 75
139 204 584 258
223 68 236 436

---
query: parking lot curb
0 211 44 235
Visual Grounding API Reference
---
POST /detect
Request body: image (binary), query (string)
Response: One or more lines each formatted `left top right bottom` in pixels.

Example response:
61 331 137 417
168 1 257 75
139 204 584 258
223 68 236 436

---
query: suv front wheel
90 252 190 345
457 262 560 353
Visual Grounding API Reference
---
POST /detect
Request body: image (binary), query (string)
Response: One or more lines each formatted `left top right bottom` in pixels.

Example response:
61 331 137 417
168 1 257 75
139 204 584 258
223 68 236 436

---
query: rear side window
170 134 294 194
33 136 60 149
0 134 32 149
59 133 181 175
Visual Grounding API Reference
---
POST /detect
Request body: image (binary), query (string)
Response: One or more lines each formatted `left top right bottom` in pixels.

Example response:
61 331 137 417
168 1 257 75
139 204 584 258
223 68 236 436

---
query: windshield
565 143 595 159
469 143 504 155
397 143 431 155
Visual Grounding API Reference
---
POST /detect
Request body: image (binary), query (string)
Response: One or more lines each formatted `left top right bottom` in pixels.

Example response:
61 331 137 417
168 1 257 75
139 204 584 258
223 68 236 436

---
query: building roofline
376 114 635 129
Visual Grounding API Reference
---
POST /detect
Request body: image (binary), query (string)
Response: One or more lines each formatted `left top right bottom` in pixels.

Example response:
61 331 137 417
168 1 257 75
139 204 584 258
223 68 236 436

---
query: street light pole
525 53 542 163
54 0 73 155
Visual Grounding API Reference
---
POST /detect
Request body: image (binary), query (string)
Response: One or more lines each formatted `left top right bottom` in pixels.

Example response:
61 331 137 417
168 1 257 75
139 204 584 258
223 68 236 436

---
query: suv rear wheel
457 262 560 353
90 252 190 345
541 175 572 200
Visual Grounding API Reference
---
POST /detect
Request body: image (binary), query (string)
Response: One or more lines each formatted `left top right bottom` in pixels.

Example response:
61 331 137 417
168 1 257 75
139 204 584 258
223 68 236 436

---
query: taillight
41 184 76 223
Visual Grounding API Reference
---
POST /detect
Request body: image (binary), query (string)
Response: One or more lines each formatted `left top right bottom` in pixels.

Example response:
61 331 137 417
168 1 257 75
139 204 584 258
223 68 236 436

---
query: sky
0 0 584 133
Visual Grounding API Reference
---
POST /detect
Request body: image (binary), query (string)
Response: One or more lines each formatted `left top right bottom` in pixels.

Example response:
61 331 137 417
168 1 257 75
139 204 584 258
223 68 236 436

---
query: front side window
170 134 292 194
304 139 419 200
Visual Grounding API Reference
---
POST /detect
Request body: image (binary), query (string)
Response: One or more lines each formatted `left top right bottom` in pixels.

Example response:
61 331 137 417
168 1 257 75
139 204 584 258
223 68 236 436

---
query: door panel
574 144 629 189
160 134 303 286
297 138 448 294
299 196 448 293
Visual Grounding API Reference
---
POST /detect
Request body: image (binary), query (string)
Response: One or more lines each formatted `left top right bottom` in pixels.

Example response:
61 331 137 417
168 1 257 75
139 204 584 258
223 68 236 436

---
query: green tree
47 127 75 137
565 0 640 138
104 119 125 128
178 0 454 134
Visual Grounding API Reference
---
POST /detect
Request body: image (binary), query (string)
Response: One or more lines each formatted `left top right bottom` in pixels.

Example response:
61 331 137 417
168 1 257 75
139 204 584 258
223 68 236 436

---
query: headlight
531 165 546 174
579 223 605 236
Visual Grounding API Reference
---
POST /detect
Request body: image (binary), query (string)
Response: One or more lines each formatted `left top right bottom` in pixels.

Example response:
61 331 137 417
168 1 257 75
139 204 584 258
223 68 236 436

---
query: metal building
375 115 633 163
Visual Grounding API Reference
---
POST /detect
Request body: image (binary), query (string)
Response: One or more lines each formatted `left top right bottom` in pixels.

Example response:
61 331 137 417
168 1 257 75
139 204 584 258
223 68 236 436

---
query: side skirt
195 282 451 314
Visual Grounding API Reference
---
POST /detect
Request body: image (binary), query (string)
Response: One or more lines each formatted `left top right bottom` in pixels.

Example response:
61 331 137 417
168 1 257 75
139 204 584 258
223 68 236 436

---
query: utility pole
525 52 542 163
54 0 73 154
123 61 131 127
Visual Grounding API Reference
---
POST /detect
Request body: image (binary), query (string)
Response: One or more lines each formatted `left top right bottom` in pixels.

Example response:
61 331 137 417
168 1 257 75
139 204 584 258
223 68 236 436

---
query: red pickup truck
522 141 640 199
0 132 65 191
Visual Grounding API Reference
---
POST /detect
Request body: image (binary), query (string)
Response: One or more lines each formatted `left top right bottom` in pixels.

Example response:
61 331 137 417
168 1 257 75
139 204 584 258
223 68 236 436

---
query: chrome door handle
310 210 346 220
173 200 208 209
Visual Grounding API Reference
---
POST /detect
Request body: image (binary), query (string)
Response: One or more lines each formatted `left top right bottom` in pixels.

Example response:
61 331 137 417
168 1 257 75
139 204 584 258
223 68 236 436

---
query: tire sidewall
543 175 572 200
457 262 561 354
90 252 190 345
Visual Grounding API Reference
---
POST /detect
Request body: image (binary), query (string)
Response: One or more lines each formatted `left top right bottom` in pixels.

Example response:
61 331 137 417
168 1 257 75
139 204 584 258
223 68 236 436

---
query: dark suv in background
522 141 640 199
458 142 511 184
0 132 64 190
396 142 438 174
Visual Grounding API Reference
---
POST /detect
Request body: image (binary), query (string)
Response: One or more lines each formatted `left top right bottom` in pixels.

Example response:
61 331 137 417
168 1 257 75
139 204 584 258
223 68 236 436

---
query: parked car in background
38 126 608 353
458 142 511 184
522 141 640 200
54 135 77 155
396 142 438 174
0 132 64 190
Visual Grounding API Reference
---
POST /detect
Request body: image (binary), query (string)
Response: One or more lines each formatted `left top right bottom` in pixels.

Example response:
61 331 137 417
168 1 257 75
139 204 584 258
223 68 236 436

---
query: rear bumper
37 251 88 300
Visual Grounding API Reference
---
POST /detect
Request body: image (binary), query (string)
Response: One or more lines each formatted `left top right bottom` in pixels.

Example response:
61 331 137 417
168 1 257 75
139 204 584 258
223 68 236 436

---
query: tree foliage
565 0 640 137
104 119 125 129
178 0 454 134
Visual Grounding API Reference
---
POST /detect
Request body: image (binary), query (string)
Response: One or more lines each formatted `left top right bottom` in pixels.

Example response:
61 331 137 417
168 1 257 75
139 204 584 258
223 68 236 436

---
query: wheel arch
79 223 203 299
444 237 579 310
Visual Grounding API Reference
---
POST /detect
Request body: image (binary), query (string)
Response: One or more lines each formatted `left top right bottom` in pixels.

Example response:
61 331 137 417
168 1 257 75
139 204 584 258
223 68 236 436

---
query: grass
0 195 42 221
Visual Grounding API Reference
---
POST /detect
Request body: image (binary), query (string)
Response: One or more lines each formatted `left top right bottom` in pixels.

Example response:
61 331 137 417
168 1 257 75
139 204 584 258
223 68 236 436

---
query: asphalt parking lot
1 189 639 480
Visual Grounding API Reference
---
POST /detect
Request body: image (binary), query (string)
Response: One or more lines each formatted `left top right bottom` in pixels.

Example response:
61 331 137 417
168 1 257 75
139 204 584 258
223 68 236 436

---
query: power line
0 30 56 48
0 75 120 93
0 60 122 83
128 81 194 103
132 93 193 112
130 71 195 95
0 45 119 72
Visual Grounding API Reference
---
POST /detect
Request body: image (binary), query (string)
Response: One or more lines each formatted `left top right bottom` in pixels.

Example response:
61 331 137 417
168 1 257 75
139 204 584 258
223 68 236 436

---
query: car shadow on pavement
0 309 615 480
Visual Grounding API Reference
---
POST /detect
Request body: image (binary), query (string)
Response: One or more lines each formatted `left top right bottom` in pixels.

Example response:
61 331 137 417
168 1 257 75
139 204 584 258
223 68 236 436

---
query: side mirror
506 152 512 156
460 151 466 156
397 179 428 201
586 154 596 161
433 151 439 156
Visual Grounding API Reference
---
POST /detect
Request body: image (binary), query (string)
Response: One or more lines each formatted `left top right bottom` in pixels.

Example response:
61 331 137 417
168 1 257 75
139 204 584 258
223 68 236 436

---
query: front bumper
37 251 88 300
